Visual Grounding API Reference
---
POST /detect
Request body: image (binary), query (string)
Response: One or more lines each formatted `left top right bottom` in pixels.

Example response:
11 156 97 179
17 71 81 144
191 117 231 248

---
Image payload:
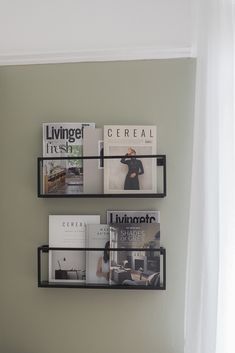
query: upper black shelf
37 154 166 198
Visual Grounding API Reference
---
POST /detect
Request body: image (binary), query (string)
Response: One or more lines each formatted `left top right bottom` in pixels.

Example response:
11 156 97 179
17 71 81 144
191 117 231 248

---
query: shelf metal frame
37 245 166 290
37 154 167 198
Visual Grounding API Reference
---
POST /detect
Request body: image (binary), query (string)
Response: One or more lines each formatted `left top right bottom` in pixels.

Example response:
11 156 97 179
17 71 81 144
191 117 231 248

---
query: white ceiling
0 0 194 65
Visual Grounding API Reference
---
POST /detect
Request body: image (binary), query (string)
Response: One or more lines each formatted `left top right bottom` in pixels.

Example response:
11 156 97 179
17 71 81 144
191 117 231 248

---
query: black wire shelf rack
37 154 167 198
38 245 166 290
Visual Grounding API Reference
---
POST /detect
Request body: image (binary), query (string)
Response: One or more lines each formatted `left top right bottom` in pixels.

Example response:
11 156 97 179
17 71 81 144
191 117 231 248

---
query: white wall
0 0 193 65
0 59 195 353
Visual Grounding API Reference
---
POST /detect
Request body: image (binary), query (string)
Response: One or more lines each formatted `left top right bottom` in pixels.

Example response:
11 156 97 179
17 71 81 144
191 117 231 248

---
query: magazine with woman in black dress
121 148 144 190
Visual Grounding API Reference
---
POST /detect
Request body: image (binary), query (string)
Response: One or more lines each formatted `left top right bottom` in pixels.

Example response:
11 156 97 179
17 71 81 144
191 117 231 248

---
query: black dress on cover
120 155 144 190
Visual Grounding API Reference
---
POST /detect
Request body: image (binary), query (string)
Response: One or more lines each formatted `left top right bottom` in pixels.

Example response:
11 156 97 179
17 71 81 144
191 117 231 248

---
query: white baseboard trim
0 46 194 66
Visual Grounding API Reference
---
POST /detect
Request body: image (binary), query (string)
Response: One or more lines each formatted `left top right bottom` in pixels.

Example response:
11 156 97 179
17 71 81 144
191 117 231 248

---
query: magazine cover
83 127 103 194
49 215 100 283
107 210 160 224
86 224 110 284
103 125 157 194
110 222 160 287
42 122 95 195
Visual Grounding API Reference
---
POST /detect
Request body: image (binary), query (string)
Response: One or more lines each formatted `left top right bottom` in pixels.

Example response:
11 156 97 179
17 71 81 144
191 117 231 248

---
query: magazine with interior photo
107 210 160 224
103 125 157 194
86 224 110 284
83 127 103 194
42 122 95 195
110 222 160 287
48 215 100 283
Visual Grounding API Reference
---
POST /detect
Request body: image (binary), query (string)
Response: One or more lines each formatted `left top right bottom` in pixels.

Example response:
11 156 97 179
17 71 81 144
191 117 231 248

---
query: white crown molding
0 46 194 66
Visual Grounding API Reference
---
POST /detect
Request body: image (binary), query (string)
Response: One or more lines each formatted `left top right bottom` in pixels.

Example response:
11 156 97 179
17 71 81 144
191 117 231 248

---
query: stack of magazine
42 123 157 195
48 211 161 287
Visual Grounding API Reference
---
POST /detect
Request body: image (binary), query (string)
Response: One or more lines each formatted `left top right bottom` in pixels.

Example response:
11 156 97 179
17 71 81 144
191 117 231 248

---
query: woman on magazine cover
121 148 144 190
96 241 110 282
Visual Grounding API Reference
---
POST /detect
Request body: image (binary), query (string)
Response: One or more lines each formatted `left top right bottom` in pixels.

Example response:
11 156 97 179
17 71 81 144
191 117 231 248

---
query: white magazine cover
103 125 157 194
49 215 100 283
86 224 110 284
107 210 160 224
42 122 95 195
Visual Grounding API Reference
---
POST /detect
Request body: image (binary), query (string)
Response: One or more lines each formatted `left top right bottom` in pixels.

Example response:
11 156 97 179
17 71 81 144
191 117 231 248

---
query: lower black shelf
39 281 166 290
38 246 166 290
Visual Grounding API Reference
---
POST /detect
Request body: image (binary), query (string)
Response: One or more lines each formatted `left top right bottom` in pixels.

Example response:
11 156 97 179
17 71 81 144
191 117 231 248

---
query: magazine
48 215 100 283
110 222 160 287
103 125 157 194
86 224 110 284
107 210 160 224
83 127 103 194
42 122 95 195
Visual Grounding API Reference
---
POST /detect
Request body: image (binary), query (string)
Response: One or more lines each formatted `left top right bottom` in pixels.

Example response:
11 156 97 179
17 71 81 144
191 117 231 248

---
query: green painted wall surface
0 59 195 353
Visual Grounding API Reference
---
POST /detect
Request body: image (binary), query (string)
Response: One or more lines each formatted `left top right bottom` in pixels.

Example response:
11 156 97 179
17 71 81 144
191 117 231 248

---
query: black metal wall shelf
38 245 166 290
37 154 166 198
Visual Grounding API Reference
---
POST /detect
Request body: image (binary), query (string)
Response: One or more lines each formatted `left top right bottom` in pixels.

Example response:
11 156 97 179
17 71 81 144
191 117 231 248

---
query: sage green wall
0 59 195 353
